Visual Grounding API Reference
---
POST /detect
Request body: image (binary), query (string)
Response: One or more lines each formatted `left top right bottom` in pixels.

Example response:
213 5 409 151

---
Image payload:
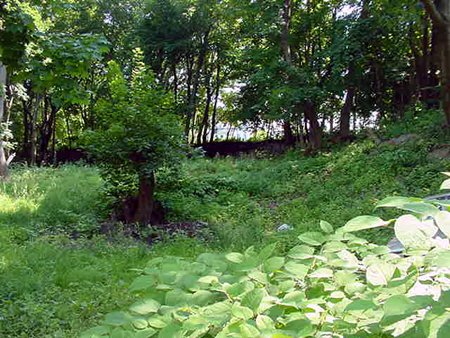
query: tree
422 0 450 126
85 51 184 224
0 0 39 178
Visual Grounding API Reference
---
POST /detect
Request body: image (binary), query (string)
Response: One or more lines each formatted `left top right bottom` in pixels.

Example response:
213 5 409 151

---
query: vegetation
2 0 450 337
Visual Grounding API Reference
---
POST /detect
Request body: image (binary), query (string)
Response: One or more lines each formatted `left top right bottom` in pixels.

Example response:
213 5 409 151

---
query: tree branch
422 0 448 27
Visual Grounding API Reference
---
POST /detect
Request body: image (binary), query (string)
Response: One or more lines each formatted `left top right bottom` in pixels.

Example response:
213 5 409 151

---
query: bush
82 177 450 337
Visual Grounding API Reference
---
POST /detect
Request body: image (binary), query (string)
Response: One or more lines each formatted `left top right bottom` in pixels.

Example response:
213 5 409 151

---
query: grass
1 130 449 336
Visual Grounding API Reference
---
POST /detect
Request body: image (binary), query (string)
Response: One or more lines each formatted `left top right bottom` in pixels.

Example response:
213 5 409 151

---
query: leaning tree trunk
339 86 355 141
0 63 8 179
133 172 156 225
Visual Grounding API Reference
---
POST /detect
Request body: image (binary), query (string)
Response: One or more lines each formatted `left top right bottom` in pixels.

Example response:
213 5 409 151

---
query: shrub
84 49 184 224
82 176 450 337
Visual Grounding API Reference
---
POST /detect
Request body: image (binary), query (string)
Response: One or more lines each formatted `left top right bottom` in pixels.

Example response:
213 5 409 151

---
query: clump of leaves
83 175 450 338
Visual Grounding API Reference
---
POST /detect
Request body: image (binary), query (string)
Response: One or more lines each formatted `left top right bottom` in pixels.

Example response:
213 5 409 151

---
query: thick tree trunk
283 121 295 145
133 172 155 225
0 63 8 179
304 101 321 150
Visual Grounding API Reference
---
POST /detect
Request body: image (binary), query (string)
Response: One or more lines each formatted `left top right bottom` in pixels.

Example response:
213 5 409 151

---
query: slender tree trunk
280 0 295 143
339 86 355 140
209 62 221 143
134 172 155 225
0 63 8 179
185 29 210 140
30 94 42 166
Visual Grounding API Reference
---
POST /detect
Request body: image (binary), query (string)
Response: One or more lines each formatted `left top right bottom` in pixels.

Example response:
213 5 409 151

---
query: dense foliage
83 179 450 337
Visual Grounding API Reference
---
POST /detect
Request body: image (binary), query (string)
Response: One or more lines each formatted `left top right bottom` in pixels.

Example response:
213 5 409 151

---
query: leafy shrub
83 177 450 337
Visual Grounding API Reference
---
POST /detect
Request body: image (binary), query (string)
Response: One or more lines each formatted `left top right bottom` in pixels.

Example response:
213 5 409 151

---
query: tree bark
133 172 156 225
209 61 221 143
0 63 8 179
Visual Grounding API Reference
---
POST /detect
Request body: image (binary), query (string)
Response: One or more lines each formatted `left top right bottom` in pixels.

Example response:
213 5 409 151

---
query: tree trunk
209 61 221 143
283 121 295 145
133 172 155 225
423 0 450 126
0 63 8 179
339 86 355 140
304 101 321 150
30 94 42 166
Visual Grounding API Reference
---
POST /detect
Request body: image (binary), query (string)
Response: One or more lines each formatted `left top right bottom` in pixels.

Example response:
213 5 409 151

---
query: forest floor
1 128 450 336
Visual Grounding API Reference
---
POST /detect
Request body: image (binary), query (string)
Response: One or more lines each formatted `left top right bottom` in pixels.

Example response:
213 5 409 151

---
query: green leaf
435 211 450 237
383 295 416 317
345 299 377 312
366 262 396 286
441 179 450 190
231 303 254 320
284 262 309 279
298 232 326 246
395 215 431 249
129 275 156 292
288 245 315 260
103 312 131 326
376 196 420 208
263 256 285 273
242 288 265 313
320 220 333 233
239 322 260 337
400 202 440 217
226 252 245 263
309 268 333 279
129 299 160 315
342 216 389 232
256 315 274 331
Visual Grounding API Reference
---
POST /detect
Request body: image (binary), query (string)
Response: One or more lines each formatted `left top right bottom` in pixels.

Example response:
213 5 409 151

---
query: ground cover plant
1 129 449 336
82 180 450 337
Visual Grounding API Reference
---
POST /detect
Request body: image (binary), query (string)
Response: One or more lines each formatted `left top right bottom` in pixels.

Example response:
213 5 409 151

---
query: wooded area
2 1 450 337
2 0 450 171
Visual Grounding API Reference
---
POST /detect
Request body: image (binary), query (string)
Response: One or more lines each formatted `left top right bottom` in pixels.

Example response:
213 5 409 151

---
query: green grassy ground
1 134 449 336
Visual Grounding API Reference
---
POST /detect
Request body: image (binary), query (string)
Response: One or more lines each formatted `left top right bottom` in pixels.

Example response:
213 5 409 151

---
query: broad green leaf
298 232 326 246
129 275 156 292
288 245 315 259
242 288 265 313
231 303 253 320
283 319 314 337
239 323 260 337
376 196 420 209
132 319 148 330
148 317 167 329
309 268 333 279
257 243 277 261
435 211 450 237
103 312 131 326
345 299 377 312
366 262 396 286
320 220 333 233
256 315 274 331
383 295 416 317
129 299 160 315
395 215 430 249
284 262 309 279
441 179 450 190
342 216 389 233
400 202 440 217
432 250 450 268
226 252 244 263
263 256 285 273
